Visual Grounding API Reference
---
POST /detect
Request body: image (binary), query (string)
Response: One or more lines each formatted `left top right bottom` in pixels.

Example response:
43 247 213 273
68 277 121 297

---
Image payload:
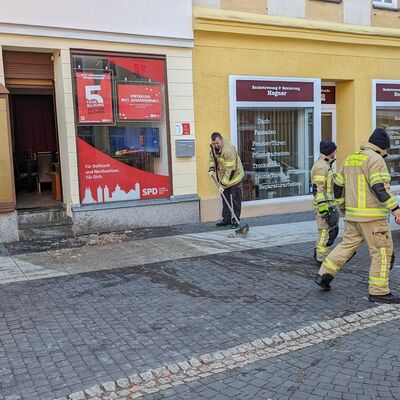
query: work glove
218 185 225 194
208 170 216 177
318 203 329 217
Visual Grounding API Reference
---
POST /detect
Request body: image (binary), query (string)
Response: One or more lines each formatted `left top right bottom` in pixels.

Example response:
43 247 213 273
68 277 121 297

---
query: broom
211 175 250 238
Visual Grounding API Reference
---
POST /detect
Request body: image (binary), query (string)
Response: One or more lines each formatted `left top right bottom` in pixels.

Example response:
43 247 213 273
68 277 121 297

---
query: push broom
211 175 250 238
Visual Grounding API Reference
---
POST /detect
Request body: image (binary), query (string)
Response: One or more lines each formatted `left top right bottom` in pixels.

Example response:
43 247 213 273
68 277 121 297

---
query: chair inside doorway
10 91 62 210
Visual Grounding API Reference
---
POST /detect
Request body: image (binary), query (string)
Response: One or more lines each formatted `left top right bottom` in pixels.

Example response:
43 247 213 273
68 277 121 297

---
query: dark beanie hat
368 128 390 150
320 140 337 156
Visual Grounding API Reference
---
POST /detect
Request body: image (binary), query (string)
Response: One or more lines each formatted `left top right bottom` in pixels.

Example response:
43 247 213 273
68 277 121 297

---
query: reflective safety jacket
209 140 244 188
334 142 400 222
311 155 336 211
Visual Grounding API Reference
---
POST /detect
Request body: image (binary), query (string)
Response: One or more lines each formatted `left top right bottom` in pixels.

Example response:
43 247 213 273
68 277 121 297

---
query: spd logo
142 188 159 196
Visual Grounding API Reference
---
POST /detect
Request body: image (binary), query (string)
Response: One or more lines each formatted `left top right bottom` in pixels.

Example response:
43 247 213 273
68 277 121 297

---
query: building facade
193 0 400 221
0 0 198 242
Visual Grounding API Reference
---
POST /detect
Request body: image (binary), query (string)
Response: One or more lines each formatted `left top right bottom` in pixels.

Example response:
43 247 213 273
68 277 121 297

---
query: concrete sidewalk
1 215 400 285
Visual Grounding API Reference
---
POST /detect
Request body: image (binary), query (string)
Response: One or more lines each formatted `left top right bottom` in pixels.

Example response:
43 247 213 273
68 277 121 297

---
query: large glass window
72 54 170 204
376 107 400 186
238 107 314 201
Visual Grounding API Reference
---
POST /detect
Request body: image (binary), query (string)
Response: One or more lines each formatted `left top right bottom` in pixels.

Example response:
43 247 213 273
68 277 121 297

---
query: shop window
376 107 400 185
373 80 400 186
373 0 398 8
72 54 170 204
238 108 314 201
230 76 321 202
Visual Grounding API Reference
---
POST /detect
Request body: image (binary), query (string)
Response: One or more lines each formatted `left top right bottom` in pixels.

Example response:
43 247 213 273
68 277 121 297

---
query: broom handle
211 175 240 225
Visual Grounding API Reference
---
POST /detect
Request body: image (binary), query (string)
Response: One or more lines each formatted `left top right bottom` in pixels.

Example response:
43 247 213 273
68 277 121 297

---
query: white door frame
321 104 337 143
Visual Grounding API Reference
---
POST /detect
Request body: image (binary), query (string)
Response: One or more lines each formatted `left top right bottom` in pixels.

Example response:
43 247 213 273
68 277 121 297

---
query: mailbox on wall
175 139 195 157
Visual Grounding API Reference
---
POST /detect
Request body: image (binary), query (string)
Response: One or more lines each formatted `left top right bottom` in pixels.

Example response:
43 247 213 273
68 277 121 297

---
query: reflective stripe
317 229 327 249
313 175 326 183
369 276 389 287
222 159 236 168
380 247 388 279
345 207 388 217
384 196 398 210
315 192 325 203
335 173 344 185
209 161 215 168
322 257 339 273
221 170 244 187
357 175 366 210
369 172 391 185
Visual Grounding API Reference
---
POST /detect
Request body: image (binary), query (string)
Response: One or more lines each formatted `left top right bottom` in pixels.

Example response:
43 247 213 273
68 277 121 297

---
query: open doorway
10 90 62 209
3 50 62 210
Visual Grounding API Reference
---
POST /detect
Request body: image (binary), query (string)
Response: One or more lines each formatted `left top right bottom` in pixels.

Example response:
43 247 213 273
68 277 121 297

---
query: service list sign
118 84 163 120
76 71 113 124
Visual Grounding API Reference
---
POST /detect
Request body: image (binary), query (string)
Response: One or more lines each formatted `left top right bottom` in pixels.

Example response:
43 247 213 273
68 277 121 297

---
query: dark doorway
10 92 62 209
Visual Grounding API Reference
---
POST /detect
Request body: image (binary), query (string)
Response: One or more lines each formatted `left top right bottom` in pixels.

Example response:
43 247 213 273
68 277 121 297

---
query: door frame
321 104 337 143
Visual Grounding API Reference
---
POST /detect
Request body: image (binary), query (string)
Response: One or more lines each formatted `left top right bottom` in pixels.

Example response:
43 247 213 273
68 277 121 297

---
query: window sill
373 5 400 11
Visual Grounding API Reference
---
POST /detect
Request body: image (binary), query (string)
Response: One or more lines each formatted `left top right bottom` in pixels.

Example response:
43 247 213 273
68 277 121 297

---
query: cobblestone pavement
1 220 400 399
145 317 400 400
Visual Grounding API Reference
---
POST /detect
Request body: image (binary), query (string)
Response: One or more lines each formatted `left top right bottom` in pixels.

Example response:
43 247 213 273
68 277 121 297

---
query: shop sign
76 71 113 124
236 80 314 102
117 83 163 120
78 138 170 204
321 86 335 105
376 83 400 102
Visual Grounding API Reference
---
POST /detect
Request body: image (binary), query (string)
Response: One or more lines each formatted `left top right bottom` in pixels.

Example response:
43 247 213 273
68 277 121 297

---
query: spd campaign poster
76 71 113 124
117 83 163 120
77 138 170 204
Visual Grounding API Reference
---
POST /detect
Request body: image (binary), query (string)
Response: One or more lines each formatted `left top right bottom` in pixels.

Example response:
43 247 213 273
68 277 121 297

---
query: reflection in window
376 107 400 186
238 108 314 201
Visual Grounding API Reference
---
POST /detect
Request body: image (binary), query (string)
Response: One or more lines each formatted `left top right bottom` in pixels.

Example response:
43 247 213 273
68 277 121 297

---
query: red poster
236 80 314 102
78 138 170 203
118 84 163 120
76 71 113 124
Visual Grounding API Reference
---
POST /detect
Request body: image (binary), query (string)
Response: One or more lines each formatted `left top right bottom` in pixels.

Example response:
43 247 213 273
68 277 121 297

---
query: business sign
236 80 314 102
117 84 163 120
78 138 170 204
321 86 335 105
376 83 400 102
76 71 113 124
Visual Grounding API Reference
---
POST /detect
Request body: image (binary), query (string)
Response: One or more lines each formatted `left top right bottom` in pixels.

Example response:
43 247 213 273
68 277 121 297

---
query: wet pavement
1 215 400 399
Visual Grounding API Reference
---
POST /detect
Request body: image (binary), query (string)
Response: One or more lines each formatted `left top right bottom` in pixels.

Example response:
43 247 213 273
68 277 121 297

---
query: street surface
1 212 400 400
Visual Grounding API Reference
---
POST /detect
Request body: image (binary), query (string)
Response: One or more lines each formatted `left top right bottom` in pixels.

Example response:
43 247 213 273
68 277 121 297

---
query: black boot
368 293 400 304
315 274 334 291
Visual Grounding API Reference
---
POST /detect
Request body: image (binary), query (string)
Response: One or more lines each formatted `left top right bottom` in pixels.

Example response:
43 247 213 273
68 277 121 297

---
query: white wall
0 0 193 43
268 0 305 18
344 0 371 26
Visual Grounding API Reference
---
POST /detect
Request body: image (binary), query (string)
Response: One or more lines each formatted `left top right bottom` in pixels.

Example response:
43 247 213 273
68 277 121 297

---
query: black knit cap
320 140 337 156
369 128 391 150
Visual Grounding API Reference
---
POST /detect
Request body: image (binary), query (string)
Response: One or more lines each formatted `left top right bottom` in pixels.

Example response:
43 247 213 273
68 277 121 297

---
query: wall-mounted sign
117 83 163 120
236 80 314 102
376 83 400 102
321 86 335 105
76 71 113 124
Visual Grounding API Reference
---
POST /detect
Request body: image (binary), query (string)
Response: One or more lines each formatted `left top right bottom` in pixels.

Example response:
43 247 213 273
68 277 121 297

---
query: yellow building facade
194 6 400 221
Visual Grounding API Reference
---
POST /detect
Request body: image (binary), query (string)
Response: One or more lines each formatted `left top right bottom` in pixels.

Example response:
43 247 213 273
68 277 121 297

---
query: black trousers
221 184 242 223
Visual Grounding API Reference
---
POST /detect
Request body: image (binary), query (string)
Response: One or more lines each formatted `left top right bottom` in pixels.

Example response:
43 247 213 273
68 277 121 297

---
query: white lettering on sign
85 85 104 105
257 118 270 124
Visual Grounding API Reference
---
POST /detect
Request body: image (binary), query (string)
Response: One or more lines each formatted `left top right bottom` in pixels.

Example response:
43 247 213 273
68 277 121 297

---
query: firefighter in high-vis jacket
311 140 339 265
208 132 244 228
315 128 400 303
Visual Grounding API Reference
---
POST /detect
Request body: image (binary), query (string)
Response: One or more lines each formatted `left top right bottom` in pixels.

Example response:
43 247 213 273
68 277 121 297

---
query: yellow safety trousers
319 219 393 295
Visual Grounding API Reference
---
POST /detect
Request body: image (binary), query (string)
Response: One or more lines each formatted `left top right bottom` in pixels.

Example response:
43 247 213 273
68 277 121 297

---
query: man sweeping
208 132 244 228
